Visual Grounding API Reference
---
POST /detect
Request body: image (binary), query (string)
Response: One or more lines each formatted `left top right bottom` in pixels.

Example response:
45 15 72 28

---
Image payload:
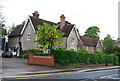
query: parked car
2 51 13 58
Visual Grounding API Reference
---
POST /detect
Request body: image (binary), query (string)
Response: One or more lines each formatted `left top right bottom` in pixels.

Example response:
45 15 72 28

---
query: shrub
28 48 43 54
17 50 29 59
51 49 118 66
115 53 120 65
94 50 104 54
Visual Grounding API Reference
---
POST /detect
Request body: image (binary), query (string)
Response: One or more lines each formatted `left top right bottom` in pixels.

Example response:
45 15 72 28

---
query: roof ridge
29 16 57 25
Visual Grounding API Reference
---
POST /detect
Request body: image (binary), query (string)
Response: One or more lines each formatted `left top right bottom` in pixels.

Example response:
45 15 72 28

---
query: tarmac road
2 69 120 81
35 69 120 79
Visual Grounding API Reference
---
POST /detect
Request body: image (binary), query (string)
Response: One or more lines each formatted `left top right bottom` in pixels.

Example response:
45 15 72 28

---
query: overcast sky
1 0 119 40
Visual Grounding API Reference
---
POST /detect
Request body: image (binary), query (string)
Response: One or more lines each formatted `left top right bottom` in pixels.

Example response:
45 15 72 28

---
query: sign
33 56 52 58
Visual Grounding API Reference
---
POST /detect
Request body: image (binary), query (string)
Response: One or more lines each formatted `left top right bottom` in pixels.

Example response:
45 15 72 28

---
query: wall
78 39 83 50
95 41 102 51
83 46 95 52
28 53 54 66
8 36 20 48
21 22 37 50
67 28 78 51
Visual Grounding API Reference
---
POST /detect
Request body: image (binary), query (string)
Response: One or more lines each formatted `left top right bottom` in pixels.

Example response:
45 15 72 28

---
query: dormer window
27 33 31 40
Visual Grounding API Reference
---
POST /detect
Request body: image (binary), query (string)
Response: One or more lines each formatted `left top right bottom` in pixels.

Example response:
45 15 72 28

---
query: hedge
51 49 118 65
17 50 29 58
115 53 120 65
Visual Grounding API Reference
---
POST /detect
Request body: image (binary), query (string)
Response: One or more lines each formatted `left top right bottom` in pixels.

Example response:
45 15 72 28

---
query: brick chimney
32 11 39 18
60 14 65 30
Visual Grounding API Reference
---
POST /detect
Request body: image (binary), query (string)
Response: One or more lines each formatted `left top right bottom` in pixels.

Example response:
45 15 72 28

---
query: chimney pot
32 11 39 18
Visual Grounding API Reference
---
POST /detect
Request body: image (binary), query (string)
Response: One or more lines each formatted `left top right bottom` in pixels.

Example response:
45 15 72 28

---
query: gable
96 40 102 48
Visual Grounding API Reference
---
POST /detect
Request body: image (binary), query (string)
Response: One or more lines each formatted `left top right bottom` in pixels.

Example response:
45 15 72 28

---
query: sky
0 0 119 40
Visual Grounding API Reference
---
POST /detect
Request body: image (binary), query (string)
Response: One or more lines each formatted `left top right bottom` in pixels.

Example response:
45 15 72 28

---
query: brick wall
28 53 55 66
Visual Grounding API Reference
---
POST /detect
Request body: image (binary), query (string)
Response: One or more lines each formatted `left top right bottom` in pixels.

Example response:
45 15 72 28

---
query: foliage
8 23 15 35
94 50 104 54
78 49 88 53
57 47 67 50
83 26 100 38
17 50 29 59
112 46 120 54
28 48 43 54
51 49 118 65
102 34 116 54
0 5 5 24
35 22 64 51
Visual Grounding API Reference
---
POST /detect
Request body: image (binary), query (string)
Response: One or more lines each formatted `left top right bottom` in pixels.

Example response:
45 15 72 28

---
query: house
8 11 80 56
0 24 8 51
78 36 102 52
115 38 120 47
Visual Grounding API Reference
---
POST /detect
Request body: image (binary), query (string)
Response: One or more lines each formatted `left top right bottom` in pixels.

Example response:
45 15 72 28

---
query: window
27 33 31 40
97 48 100 51
71 49 74 51
71 38 75 44
86 46 89 51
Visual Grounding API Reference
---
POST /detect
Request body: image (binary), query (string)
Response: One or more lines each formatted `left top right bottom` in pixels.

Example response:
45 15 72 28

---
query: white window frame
71 38 75 44
27 33 31 40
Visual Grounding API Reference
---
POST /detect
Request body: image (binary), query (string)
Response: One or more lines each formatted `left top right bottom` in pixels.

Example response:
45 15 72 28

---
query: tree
83 26 100 38
8 23 15 35
35 22 64 52
0 5 6 36
102 34 116 54
0 5 5 25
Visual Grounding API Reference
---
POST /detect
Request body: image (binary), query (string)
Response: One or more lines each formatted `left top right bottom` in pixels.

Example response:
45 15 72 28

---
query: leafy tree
103 34 116 54
0 5 6 36
83 26 100 38
35 22 64 52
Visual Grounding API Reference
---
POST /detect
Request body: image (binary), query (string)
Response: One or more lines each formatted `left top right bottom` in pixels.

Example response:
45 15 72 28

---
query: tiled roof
8 24 24 37
30 16 74 37
61 24 74 37
29 16 57 31
80 36 99 47
9 16 74 37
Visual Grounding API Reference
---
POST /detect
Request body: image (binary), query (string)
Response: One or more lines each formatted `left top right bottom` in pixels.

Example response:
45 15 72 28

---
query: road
26 69 119 80
3 68 119 81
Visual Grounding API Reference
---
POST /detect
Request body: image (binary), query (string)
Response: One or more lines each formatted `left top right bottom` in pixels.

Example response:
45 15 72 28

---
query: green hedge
51 49 118 65
17 50 29 59
115 53 120 65
28 48 43 54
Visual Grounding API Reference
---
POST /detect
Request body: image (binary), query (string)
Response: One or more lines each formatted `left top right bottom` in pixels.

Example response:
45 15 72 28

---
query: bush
28 48 43 54
115 53 120 65
51 49 118 66
94 50 104 54
17 50 29 59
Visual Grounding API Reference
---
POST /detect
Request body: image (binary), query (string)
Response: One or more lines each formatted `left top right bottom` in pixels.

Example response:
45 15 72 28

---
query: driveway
1 57 60 76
